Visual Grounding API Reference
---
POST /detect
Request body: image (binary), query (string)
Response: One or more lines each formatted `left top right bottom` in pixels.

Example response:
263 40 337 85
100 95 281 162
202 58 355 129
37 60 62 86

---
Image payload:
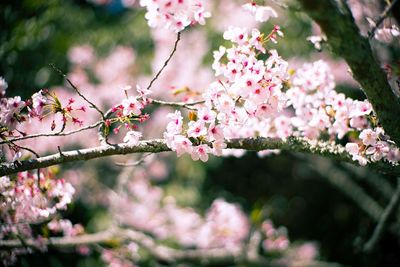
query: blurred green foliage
1 0 153 98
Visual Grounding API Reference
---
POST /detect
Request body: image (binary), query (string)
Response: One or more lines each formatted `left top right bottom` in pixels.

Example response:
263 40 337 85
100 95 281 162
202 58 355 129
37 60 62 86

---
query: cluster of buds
107 85 152 145
30 89 86 130
0 80 86 140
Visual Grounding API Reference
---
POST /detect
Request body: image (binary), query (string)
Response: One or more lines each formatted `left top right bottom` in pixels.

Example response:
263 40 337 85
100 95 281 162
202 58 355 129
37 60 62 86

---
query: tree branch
342 163 395 200
146 32 181 91
0 228 345 267
49 64 105 120
297 0 400 145
150 99 204 110
1 136 400 176
363 177 400 253
307 157 384 222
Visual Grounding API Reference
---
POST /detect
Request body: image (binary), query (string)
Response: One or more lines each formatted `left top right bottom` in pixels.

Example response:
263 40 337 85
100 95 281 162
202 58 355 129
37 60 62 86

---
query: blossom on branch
140 0 211 32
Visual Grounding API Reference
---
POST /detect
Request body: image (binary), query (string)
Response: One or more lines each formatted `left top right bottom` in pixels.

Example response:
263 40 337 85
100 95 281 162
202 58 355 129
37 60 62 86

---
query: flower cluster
0 100 26 135
0 80 86 142
140 0 211 32
48 219 84 237
162 14 400 167
111 168 250 249
164 24 289 161
261 219 289 252
109 165 292 253
0 170 75 265
0 171 75 225
286 60 373 140
285 61 400 166
197 198 250 250
30 89 86 128
163 109 225 162
102 247 138 267
108 85 151 141
0 81 87 161
0 88 26 131
374 25 400 43
346 127 400 165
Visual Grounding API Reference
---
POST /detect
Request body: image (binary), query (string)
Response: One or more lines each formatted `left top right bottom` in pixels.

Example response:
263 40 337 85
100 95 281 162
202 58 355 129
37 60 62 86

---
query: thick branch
1 137 400 176
297 0 400 145
0 228 345 267
0 139 169 176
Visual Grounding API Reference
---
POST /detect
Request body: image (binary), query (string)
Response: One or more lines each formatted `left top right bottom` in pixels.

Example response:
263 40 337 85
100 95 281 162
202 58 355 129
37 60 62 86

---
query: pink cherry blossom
121 96 143 116
242 2 278 23
187 120 207 138
191 144 210 162
140 0 211 32
123 130 143 146
359 129 378 146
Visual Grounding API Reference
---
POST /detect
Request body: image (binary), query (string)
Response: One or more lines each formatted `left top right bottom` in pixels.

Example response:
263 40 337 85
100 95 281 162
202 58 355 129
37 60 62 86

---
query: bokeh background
1 0 400 266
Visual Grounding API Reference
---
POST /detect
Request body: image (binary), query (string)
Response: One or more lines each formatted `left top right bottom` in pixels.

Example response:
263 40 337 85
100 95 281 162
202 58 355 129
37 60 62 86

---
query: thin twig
11 142 40 159
146 32 181 91
363 177 400 253
368 0 399 38
49 64 105 119
0 121 103 145
98 108 114 146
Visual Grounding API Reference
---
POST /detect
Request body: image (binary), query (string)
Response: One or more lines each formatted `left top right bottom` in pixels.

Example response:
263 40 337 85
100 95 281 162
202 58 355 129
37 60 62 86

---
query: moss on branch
1 137 399 176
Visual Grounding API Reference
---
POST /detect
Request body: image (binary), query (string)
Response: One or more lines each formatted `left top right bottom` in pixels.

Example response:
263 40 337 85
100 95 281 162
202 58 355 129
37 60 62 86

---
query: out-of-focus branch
306 157 384 222
1 137 400 176
342 164 395 200
297 0 400 145
363 177 400 253
0 228 345 267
